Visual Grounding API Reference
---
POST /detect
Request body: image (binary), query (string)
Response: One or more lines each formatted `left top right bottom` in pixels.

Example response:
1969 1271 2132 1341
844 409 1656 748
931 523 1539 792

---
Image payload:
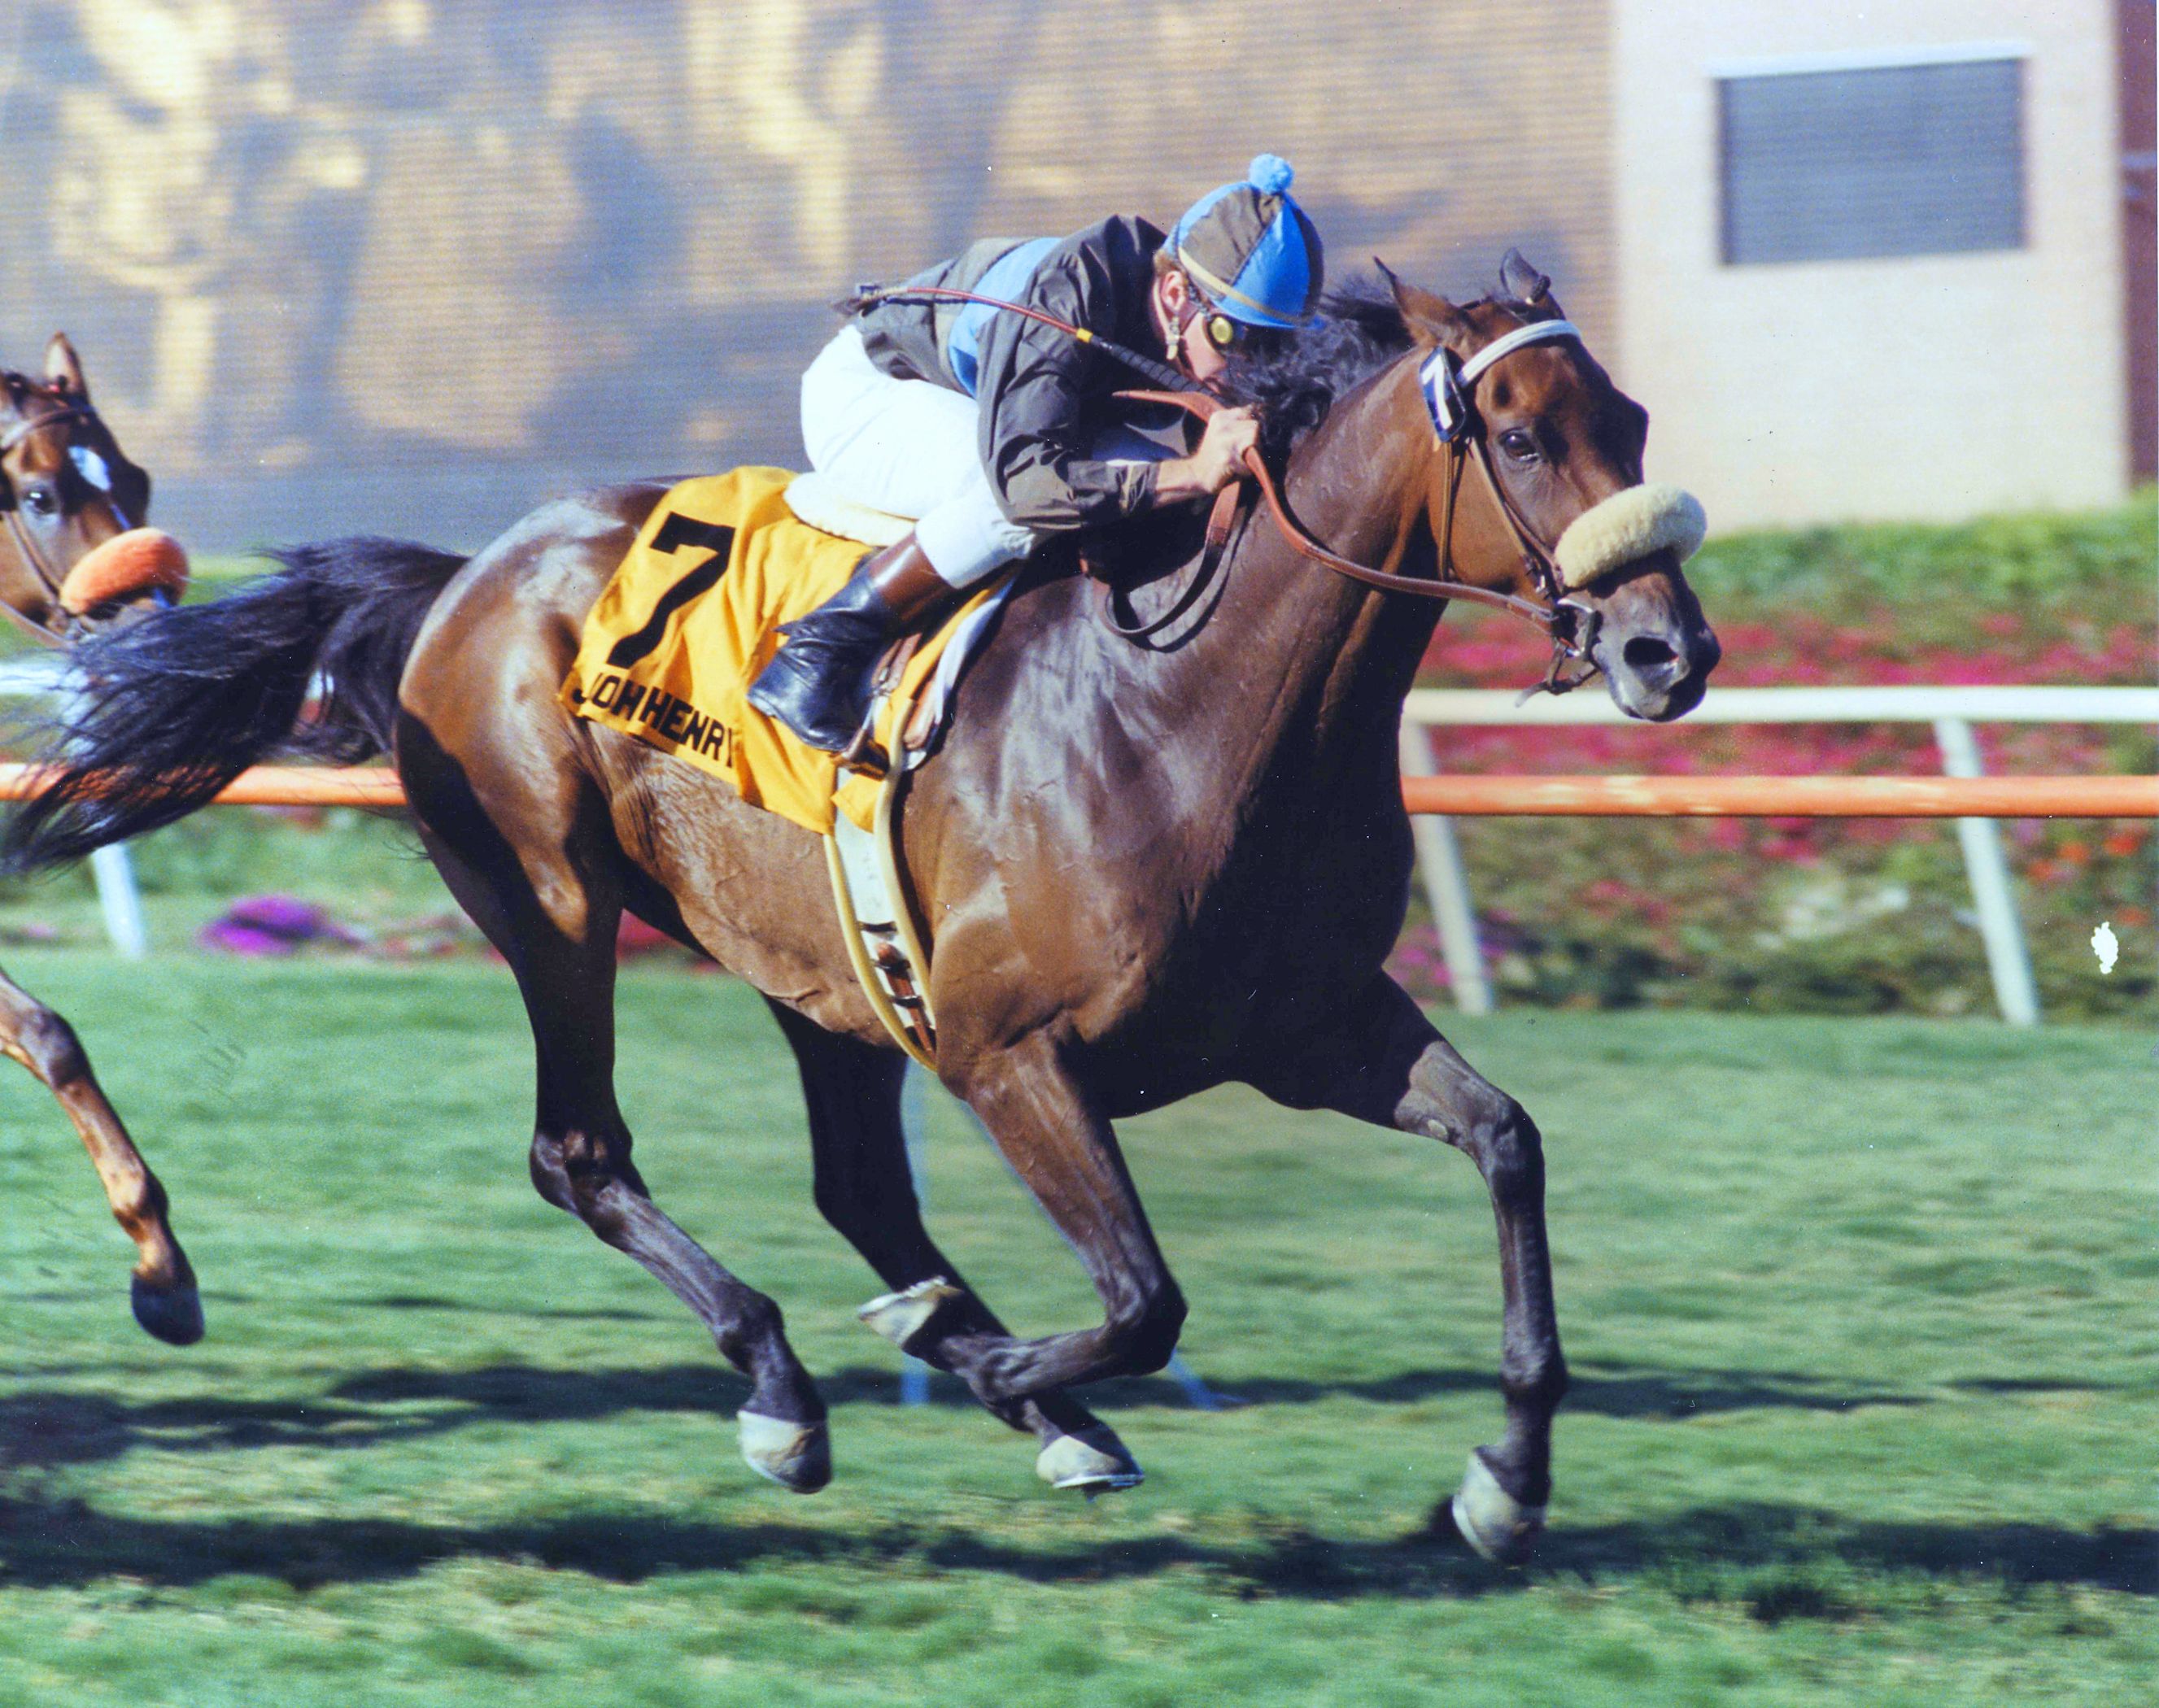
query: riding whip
839 284 1204 394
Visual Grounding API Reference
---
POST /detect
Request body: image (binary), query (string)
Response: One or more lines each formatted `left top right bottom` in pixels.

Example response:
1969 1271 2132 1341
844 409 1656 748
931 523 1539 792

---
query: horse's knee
9 1004 89 1089
1108 1281 1187 1375
534 1124 647 1238
527 1131 582 1215
1464 1091 1543 1203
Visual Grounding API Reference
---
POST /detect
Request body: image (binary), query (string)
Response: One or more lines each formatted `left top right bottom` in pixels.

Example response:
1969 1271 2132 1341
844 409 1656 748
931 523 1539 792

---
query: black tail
2 538 465 873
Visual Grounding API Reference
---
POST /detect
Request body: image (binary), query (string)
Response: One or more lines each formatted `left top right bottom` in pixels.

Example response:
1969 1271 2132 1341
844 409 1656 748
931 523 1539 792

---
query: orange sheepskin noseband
58 527 190 615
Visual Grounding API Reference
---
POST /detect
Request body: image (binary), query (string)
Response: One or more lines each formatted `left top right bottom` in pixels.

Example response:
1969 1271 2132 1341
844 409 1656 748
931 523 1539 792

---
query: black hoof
131 1275 204 1346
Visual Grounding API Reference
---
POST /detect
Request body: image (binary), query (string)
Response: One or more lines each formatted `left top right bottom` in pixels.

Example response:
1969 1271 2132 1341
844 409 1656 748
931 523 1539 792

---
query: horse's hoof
130 1275 204 1347
1036 1427 1145 1495
738 1411 831 1493
857 1277 962 1351
1450 1450 1545 1566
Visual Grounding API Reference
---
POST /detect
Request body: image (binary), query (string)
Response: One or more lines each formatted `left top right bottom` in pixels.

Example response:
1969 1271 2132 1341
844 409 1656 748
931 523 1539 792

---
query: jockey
748 154 1325 753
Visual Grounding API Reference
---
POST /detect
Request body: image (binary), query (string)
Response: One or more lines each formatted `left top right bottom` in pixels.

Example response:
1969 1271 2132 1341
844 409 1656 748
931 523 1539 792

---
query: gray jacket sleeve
974 323 1158 533
969 220 1167 534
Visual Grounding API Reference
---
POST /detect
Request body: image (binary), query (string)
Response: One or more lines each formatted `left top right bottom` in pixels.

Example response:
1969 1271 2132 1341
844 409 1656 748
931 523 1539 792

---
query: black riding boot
746 534 953 753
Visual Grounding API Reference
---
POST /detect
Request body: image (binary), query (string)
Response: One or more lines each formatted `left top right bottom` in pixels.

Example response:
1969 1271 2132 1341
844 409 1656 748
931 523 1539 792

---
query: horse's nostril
1622 635 1677 673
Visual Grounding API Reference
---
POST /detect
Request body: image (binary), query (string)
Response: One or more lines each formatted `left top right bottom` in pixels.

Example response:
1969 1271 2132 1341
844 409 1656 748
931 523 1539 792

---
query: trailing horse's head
1384 258 1720 720
0 337 185 643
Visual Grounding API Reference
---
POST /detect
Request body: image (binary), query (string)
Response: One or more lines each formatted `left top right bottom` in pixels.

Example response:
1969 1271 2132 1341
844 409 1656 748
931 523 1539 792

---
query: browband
1457 319 1580 386
1420 319 1581 442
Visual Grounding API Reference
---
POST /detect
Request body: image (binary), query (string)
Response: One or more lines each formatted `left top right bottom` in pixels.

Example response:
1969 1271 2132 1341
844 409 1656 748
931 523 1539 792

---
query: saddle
560 467 1013 1067
558 468 1010 838
558 464 1237 1068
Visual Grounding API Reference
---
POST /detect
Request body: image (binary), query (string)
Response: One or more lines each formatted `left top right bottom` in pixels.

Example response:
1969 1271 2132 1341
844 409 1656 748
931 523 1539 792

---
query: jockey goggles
1179 285 1280 355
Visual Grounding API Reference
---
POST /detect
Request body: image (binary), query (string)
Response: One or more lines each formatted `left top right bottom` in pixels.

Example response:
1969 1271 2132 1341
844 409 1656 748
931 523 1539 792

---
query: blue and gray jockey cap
1167 155 1324 331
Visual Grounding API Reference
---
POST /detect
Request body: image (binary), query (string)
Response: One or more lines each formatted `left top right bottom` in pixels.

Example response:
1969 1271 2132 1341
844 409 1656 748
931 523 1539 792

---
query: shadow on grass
0 1491 2148 1602
354 1292 661 1322
327 1358 1925 1423
0 1357 1931 1475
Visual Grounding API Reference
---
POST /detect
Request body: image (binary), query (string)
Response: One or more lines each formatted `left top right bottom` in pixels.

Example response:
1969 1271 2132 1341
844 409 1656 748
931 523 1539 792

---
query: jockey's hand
1154 407 1260 505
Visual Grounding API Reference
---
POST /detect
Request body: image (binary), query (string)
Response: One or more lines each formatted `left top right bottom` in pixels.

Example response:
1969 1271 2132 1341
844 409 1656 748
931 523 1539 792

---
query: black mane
1218 274 1418 461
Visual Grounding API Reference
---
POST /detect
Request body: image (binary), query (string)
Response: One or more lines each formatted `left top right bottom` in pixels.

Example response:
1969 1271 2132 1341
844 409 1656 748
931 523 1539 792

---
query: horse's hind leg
765 999 1141 1491
1245 974 1565 1566
0 964 201 1344
407 800 830 1492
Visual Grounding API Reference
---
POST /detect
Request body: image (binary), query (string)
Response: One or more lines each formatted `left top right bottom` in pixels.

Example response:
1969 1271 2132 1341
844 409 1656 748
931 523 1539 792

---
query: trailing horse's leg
764 1000 1141 1491
925 1033 1187 1410
1247 974 1566 1566
0 964 200 1344
410 816 829 1492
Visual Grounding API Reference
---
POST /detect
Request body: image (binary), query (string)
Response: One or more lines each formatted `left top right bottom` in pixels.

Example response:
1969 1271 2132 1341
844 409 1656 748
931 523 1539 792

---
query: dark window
1719 59 2025 264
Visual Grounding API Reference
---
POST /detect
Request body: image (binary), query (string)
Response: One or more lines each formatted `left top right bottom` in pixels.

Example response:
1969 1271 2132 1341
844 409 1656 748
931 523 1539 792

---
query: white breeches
800 325 1166 588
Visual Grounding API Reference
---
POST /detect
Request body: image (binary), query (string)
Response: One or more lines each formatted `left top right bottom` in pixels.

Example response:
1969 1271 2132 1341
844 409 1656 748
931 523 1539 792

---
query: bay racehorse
0 337 201 1344
7 264 1716 1562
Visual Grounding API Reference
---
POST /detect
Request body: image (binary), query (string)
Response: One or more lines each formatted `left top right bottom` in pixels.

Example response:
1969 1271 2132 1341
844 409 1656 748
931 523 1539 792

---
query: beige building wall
1612 0 2130 528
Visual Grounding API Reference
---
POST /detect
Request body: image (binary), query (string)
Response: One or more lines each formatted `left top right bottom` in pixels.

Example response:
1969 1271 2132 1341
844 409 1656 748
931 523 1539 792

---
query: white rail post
50 660 150 961
1398 718 1494 1014
89 844 148 959
897 1063 933 1405
1933 717 2040 1026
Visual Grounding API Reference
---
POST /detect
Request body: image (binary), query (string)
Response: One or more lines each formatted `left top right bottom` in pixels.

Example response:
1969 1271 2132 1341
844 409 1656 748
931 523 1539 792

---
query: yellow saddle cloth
559 468 998 834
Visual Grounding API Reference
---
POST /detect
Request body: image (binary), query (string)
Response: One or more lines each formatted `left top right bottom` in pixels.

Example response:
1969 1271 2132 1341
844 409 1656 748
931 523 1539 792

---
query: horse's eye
21 485 59 517
1498 429 1541 464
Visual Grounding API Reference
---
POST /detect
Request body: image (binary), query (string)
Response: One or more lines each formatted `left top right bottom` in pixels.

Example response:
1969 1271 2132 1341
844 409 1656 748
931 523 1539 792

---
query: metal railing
5 656 2152 1025
1402 685 2159 1024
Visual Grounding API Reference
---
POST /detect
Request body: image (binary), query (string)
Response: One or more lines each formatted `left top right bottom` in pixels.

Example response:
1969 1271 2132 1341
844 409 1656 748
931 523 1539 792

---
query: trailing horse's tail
2 538 466 874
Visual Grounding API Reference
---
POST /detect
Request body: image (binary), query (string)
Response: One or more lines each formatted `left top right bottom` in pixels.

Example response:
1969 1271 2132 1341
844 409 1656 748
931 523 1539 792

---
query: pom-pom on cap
1170 153 1324 330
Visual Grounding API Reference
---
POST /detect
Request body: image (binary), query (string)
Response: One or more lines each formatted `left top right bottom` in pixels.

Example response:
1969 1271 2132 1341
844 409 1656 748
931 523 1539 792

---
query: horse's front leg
927 1031 1186 1417
0 963 201 1344
1246 974 1565 1565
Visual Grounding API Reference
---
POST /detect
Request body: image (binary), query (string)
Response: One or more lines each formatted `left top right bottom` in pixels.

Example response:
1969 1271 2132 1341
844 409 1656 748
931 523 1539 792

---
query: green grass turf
0 952 2150 1706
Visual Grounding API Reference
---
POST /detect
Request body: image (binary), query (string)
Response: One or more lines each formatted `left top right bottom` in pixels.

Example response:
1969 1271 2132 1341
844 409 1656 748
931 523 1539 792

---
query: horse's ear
1376 258 1471 350
1498 249 1562 316
45 333 88 399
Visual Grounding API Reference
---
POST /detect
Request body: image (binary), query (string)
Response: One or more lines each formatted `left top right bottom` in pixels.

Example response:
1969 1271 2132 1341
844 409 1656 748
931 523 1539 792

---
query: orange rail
0 764 2151 817
1399 773 2159 818
0 764 408 808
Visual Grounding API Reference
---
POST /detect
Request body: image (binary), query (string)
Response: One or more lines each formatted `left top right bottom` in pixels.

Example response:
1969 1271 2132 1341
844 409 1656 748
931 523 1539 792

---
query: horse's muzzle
1599 608 1720 721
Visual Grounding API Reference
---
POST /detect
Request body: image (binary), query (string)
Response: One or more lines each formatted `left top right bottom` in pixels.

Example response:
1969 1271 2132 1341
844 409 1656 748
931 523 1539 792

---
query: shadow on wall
1 0 1617 549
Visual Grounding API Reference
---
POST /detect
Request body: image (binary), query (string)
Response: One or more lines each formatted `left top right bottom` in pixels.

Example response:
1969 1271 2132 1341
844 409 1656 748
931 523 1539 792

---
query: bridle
844 277 1612 692
0 396 120 647
1122 316 1605 694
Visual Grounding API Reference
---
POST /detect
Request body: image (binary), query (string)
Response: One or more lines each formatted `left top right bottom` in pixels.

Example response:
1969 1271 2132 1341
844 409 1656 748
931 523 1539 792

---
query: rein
1119 387 1559 628
847 280 1602 691
1118 323 1604 695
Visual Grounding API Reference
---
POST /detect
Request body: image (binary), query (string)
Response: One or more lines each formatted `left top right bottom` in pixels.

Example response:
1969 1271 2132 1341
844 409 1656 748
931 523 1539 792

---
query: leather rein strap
1088 478 1245 643
851 280 1595 681
1115 386 1562 631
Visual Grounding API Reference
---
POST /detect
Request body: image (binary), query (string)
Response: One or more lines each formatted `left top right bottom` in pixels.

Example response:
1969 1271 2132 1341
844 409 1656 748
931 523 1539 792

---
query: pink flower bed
1389 606 2157 1017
